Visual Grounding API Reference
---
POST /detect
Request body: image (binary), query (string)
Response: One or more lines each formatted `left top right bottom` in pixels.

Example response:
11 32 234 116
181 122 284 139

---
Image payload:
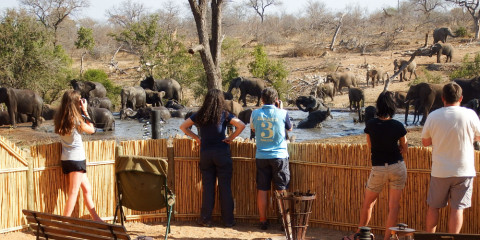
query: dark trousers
199 147 234 225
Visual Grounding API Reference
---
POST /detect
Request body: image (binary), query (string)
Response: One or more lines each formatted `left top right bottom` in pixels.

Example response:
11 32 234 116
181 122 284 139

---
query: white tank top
60 128 86 161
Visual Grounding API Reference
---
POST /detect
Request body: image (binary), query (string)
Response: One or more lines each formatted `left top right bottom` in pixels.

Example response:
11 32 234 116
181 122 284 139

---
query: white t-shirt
422 106 480 177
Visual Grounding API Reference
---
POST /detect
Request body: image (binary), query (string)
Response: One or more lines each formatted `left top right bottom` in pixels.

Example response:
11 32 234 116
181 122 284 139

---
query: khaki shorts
366 161 407 193
427 176 474 210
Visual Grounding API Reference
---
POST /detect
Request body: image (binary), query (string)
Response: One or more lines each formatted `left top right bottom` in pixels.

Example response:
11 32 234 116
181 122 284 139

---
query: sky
0 0 398 22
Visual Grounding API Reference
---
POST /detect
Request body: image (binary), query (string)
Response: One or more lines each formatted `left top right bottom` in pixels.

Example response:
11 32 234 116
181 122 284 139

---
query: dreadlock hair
195 89 226 127
376 91 396 119
54 90 84 136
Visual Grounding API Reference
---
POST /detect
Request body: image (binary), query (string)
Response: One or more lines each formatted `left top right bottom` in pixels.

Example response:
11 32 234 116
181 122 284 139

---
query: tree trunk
80 52 86 75
330 14 344 51
475 17 480 39
188 0 223 90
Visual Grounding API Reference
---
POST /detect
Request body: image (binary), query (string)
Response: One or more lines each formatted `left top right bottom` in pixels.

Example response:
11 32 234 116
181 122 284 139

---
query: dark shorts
256 158 290 191
61 160 87 174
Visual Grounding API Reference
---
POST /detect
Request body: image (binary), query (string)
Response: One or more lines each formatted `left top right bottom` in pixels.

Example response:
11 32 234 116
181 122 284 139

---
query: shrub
248 45 291 101
450 53 480 79
455 27 468 38
82 69 122 109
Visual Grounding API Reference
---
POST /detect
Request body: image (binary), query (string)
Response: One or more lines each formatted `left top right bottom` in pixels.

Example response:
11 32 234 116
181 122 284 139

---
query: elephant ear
87 82 97 91
234 77 243 88
471 77 480 90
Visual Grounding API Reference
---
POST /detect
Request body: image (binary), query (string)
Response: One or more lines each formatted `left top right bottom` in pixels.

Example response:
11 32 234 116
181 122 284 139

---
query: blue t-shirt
190 111 234 150
251 105 292 159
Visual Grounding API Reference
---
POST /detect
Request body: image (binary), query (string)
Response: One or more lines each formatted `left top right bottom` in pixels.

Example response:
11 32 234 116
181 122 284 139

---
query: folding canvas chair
113 154 175 240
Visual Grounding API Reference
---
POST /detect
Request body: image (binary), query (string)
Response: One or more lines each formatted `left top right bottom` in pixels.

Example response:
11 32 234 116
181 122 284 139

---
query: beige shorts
427 176 474 210
366 161 407 193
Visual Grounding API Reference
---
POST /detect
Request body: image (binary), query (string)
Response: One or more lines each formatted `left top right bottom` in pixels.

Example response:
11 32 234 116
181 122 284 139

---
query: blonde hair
54 90 84 136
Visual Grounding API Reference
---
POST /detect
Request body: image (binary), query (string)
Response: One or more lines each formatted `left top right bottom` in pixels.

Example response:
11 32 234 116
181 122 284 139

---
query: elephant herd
0 76 185 131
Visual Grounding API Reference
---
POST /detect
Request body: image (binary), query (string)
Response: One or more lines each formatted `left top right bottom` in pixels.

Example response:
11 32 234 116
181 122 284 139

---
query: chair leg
165 204 173 240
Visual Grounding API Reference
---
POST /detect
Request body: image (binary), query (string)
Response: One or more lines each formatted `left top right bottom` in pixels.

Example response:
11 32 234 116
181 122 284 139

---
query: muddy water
97 110 411 143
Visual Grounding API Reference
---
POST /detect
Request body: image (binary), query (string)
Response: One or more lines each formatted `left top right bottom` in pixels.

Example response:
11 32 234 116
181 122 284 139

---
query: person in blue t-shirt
251 87 292 230
180 89 245 228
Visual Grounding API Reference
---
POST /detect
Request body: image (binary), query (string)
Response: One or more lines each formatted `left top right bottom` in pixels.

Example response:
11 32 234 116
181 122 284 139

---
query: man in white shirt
422 82 480 233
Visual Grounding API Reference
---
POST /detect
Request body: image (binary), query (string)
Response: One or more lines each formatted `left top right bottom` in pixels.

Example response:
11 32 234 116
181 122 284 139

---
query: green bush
455 27 468 38
248 45 291 100
81 69 122 109
450 53 480 79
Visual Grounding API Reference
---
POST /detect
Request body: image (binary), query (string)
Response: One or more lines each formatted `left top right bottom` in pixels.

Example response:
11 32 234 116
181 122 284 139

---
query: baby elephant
366 69 388 88
430 43 454 63
393 59 417 82
348 88 364 111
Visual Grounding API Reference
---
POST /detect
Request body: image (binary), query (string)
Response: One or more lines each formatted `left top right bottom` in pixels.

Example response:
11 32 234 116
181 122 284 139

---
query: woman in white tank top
54 90 102 221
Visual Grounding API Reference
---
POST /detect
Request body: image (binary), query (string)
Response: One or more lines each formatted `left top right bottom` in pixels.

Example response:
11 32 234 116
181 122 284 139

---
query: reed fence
0 136 479 236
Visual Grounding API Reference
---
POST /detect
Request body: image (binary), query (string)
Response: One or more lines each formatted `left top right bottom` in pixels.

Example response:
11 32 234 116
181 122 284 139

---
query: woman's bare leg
63 171 83 217
80 174 103 221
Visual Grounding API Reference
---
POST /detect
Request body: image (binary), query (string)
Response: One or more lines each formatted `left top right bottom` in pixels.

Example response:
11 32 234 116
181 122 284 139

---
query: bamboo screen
29 140 117 220
0 136 28 233
1 137 480 235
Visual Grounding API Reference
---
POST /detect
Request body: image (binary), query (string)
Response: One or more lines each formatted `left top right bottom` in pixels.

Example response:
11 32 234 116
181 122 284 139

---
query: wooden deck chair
113 153 175 240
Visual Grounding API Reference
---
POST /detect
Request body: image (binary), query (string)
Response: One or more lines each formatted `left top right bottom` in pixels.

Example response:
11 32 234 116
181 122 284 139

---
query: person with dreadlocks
54 90 102 221
180 89 245 228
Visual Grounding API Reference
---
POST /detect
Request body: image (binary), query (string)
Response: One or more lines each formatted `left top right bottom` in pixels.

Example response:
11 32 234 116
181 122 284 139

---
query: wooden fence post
26 157 34 210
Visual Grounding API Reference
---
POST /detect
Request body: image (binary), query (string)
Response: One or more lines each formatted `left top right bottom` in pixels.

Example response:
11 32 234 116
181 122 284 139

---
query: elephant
165 99 185 110
0 111 26 126
238 108 254 139
0 87 43 129
355 106 376 124
463 99 480 118
405 82 443 125
0 111 9 126
140 76 181 101
366 69 388 88
170 109 187 118
433 27 457 44
430 43 454 63
223 91 233 100
297 108 331 128
87 107 115 131
224 100 243 116
42 104 57 121
121 86 146 111
122 107 171 121
70 80 106 101
144 89 165 107
227 77 265 107
348 88 364 111
88 97 112 111
453 77 480 104
393 91 407 109
296 96 326 113
311 82 335 101
393 59 417 82
326 72 357 94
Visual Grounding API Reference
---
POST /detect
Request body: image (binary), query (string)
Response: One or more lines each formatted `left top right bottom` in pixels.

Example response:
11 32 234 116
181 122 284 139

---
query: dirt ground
0 221 357 240
1 39 479 239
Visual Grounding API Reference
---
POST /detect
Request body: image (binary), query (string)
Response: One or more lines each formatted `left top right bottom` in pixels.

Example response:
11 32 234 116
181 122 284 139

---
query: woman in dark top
179 89 245 227
346 91 408 240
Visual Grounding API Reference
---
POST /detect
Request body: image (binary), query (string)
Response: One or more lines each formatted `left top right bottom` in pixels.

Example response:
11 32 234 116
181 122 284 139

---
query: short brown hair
442 82 462 104
261 87 278 105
